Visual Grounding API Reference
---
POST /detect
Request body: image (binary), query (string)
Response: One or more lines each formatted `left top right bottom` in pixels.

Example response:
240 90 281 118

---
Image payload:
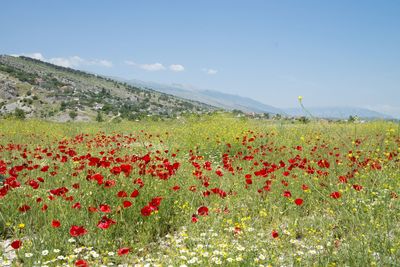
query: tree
96 111 103 122
14 108 26 120
60 101 67 111
232 109 244 115
69 111 78 120
298 116 310 124
348 115 358 122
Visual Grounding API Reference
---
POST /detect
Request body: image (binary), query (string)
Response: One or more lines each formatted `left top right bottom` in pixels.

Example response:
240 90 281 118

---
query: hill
0 55 214 121
126 79 284 115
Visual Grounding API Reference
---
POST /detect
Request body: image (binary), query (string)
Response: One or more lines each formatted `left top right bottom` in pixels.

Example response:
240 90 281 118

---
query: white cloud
124 60 136 66
15 53 113 68
140 63 166 71
169 64 185 72
48 56 84 68
97 60 113 68
202 68 218 75
124 60 167 71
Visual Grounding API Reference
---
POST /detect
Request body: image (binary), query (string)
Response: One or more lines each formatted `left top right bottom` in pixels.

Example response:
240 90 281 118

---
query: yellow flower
18 223 25 229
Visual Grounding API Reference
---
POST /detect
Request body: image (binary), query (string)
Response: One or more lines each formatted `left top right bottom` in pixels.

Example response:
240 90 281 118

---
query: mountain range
126 79 393 120
124 79 283 115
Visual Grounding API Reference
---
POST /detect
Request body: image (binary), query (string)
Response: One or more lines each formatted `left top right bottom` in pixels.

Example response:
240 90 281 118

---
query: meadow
0 114 399 267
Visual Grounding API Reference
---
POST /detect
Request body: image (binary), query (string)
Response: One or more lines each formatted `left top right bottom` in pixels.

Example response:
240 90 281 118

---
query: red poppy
283 191 292 198
72 202 81 209
123 201 132 208
104 180 116 188
120 164 132 176
97 216 116 229
130 189 139 198
197 206 209 216
52 220 61 228
141 205 156 216
118 247 130 256
339 176 348 183
317 159 330 168
352 184 363 191
271 230 279 238
28 180 40 189
11 240 22 249
330 191 341 199
75 259 89 267
99 204 111 213
91 173 104 185
69 225 88 237
189 185 197 192
117 191 128 198
18 204 31 212
215 170 224 177
150 197 162 207
110 166 122 175
88 206 98 213
49 186 69 196
294 198 303 206
41 166 49 172
191 214 198 223
234 226 241 235
172 185 181 191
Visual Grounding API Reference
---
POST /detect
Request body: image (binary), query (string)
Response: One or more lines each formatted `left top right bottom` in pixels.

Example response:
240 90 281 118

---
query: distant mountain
0 55 214 121
284 107 392 119
126 79 284 115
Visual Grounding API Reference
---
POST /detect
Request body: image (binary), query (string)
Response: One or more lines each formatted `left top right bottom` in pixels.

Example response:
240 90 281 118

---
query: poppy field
0 115 399 266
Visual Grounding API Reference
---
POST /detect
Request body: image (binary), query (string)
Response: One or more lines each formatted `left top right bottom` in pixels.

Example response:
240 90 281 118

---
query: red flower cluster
141 196 163 216
69 225 88 237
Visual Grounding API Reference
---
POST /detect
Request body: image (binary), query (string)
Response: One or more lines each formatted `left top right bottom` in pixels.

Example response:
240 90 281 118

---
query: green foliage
0 63 38 83
348 115 358 122
14 108 26 119
68 110 78 120
298 116 310 124
41 77 65 89
96 111 103 122
232 109 244 114
60 101 67 111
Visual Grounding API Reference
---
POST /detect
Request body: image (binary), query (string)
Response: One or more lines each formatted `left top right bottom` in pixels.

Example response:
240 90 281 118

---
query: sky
1 0 400 117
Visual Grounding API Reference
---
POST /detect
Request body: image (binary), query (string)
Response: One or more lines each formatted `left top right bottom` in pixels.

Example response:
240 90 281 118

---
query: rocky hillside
127 80 284 115
0 55 215 121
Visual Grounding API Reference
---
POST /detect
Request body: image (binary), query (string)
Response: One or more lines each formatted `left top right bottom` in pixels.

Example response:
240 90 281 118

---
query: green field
0 115 399 266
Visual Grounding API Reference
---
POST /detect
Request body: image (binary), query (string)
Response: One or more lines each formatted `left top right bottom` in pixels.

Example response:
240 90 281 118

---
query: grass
0 114 399 266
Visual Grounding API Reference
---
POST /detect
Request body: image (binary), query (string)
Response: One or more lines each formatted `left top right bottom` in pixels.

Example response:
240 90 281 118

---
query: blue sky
1 1 400 117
